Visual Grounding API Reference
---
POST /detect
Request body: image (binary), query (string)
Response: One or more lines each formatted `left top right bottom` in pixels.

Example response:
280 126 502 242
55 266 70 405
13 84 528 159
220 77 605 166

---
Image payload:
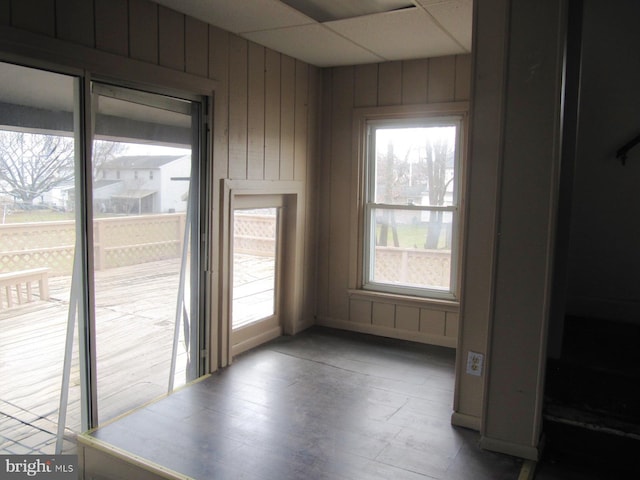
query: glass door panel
91 84 202 424
231 197 282 356
0 61 83 454
232 207 277 328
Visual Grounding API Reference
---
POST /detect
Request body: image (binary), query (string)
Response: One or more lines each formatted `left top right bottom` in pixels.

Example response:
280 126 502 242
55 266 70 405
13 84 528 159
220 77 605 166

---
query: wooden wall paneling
401 59 429 105
228 35 248 179
279 55 295 180
264 49 281 180
185 16 208 77
158 6 185 71
446 312 459 338
350 298 372 324
354 63 378 107
372 302 395 328
302 65 319 324
95 0 128 57
454 54 472 101
377 61 402 106
294 60 308 182
316 68 334 318
395 305 420 331
10 0 54 37
129 0 159 64
247 42 265 180
55 0 94 47
419 308 446 335
327 66 354 321
208 25 229 178
428 56 456 103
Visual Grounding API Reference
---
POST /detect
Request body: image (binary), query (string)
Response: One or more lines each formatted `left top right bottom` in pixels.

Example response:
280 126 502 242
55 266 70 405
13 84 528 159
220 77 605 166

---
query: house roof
102 155 188 169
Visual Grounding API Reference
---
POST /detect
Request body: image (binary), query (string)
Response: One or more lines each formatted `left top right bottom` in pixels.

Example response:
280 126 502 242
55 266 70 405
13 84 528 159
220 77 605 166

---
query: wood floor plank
82 328 524 479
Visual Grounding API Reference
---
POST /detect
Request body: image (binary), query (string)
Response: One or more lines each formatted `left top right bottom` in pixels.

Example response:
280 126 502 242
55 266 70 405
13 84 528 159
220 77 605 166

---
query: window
363 116 463 299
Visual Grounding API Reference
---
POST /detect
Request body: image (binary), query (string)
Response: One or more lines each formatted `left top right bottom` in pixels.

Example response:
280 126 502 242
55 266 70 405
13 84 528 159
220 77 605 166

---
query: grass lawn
2 209 75 224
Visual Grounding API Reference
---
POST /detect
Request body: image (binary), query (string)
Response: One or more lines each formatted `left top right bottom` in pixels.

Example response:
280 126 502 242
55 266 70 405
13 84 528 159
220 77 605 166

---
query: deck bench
0 267 50 309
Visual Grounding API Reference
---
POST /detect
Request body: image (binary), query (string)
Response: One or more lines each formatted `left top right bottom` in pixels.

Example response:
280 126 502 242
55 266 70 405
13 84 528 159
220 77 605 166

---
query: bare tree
0 130 125 206
378 140 400 247
0 131 74 205
423 135 454 249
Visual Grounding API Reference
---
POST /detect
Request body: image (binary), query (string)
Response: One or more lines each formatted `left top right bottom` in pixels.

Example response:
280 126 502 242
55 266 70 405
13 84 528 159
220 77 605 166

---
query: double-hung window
363 115 463 300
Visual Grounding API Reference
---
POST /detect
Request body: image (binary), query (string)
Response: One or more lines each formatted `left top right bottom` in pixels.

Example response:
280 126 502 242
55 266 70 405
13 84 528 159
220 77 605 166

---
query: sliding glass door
0 61 86 454
91 83 204 424
0 60 208 454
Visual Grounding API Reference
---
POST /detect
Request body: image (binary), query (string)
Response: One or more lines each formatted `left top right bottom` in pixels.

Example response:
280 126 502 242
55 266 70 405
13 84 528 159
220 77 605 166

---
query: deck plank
1 259 189 454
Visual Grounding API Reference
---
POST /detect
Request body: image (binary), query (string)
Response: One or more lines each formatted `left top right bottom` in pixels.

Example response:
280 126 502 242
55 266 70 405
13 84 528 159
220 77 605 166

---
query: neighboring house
98 155 190 214
41 181 75 211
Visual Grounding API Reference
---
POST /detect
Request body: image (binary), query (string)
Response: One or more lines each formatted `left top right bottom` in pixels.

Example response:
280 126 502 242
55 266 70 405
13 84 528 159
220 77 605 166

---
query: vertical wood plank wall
317 56 471 348
1 0 320 360
2 0 469 353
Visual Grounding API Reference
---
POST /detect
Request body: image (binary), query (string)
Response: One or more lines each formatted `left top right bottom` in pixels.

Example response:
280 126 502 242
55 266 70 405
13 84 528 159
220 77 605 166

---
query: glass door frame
0 41 214 451
85 80 210 425
230 194 284 357
220 180 307 366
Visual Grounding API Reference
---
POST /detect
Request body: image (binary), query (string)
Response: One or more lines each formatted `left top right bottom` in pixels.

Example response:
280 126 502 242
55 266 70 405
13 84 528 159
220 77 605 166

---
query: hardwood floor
83 327 525 479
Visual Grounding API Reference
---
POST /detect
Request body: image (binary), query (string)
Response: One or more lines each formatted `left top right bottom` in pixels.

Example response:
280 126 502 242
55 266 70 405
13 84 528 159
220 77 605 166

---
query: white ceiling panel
326 8 467 61
422 0 473 50
280 0 415 22
244 24 384 67
152 0 473 67
153 0 315 34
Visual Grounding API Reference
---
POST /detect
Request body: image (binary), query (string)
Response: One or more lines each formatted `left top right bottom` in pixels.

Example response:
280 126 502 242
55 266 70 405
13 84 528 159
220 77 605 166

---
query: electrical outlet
466 351 484 376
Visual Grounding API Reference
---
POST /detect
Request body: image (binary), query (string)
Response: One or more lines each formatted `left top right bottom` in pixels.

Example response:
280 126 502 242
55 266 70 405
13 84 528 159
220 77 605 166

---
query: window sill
348 289 459 311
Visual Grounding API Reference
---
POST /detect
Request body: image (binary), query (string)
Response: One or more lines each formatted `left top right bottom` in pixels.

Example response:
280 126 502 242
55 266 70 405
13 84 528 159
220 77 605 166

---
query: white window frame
357 105 467 301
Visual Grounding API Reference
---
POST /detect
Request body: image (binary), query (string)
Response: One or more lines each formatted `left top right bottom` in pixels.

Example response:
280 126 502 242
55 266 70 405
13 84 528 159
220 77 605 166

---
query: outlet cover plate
466 351 483 376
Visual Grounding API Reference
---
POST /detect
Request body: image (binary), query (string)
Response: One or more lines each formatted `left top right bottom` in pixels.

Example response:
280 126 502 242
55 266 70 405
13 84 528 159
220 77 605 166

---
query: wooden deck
0 258 189 455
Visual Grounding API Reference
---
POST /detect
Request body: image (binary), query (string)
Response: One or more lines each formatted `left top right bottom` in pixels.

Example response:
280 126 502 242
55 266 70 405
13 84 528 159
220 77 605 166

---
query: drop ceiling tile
415 0 458 5
154 0 315 34
243 24 385 67
423 0 473 50
326 7 466 62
